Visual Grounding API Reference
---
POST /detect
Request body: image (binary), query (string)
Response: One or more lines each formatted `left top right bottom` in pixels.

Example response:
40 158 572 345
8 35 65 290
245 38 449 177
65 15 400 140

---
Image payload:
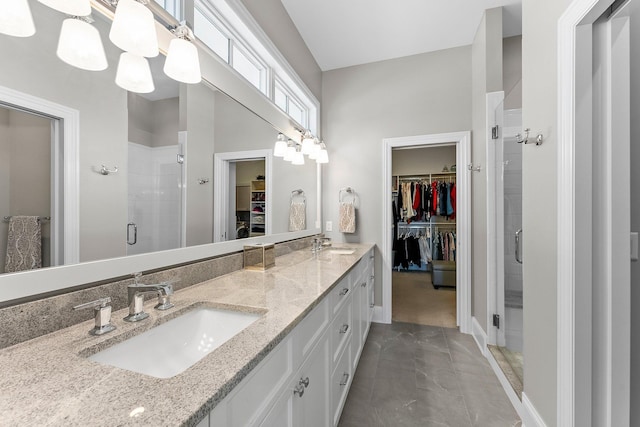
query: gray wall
630 0 640 422
239 0 322 101
321 46 472 304
128 94 179 148
503 36 523 109
0 3 128 263
471 8 503 333
392 146 456 176
521 0 572 423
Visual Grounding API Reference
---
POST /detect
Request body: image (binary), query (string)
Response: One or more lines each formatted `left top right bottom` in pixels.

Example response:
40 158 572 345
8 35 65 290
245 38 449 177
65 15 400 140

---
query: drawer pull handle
361 282 366 287
370 303 374 308
340 324 349 334
293 383 305 397
340 373 350 386
369 255 374 260
299 377 310 388
339 288 349 296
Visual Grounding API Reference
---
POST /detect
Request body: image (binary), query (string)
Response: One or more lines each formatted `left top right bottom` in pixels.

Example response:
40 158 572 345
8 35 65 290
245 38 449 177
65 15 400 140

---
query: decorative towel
5 216 42 273
289 202 306 232
339 202 356 233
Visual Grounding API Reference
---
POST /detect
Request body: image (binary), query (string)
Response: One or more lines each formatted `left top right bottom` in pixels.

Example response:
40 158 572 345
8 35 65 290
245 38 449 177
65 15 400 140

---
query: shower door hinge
493 314 500 329
491 125 499 140
177 154 185 164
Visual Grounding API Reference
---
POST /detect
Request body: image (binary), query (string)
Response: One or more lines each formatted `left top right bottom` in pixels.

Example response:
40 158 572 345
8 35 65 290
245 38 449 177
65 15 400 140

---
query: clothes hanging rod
3 216 51 222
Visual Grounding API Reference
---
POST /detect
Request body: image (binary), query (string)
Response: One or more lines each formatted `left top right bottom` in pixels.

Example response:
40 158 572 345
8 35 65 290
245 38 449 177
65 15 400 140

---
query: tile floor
338 322 521 427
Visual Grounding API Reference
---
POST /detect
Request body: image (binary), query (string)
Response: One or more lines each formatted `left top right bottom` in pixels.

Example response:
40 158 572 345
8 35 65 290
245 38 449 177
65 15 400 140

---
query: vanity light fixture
115 52 155 93
273 133 287 157
0 0 36 37
109 0 159 58
300 130 315 155
57 17 108 71
38 0 92 16
283 139 296 162
308 138 321 160
164 24 201 84
292 147 305 166
316 142 329 164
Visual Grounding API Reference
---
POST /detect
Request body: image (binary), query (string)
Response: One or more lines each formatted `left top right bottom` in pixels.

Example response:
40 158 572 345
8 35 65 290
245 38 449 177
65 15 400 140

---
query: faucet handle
155 282 175 311
73 297 117 336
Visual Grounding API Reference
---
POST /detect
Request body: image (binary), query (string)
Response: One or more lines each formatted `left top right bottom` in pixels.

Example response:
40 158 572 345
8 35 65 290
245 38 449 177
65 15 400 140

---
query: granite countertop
0 243 373 426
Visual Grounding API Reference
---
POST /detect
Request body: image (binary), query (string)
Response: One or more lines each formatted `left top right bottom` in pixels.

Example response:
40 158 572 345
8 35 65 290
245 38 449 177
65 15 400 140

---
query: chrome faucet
124 274 175 322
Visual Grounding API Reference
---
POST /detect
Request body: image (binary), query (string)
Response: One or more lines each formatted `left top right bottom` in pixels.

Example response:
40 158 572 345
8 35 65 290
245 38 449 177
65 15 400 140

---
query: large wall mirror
0 1 320 303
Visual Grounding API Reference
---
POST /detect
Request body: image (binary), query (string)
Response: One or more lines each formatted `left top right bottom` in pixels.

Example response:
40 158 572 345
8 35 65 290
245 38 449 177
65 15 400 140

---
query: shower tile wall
128 143 181 255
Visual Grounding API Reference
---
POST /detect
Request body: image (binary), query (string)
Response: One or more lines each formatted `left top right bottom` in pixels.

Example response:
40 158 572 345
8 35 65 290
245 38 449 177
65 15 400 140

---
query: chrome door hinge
177 154 185 164
493 314 500 329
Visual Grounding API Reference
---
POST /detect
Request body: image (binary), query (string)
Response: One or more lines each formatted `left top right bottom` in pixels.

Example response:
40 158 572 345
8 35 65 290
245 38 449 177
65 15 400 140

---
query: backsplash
0 236 316 349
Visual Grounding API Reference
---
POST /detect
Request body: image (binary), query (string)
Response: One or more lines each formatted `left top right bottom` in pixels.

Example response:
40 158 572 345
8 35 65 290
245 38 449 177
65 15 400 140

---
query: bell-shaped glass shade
283 142 296 162
273 134 287 157
164 38 201 84
292 150 305 165
0 0 35 37
300 131 315 155
38 0 91 16
308 141 321 160
57 19 108 71
115 52 154 93
316 147 329 164
109 0 159 58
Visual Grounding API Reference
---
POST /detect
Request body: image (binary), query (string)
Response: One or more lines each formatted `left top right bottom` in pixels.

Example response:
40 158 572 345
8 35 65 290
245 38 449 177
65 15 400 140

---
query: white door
591 4 631 425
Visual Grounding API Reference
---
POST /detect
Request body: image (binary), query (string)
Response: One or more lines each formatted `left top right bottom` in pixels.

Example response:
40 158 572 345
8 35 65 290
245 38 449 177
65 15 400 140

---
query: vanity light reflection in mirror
0 1 318 277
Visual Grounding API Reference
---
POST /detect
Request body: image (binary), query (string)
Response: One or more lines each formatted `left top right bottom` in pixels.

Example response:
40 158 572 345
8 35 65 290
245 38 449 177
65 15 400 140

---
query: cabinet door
297 335 330 427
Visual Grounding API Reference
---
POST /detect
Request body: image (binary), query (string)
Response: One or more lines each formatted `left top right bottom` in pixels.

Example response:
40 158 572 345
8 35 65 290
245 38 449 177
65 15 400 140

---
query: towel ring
339 187 356 203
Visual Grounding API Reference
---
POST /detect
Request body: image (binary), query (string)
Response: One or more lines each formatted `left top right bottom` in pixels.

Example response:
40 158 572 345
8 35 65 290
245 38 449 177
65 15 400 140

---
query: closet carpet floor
392 271 457 328
338 322 522 427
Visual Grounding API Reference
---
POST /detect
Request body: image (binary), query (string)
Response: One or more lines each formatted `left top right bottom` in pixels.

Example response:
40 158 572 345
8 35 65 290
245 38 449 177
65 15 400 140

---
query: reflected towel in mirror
289 202 306 232
5 216 42 273
339 202 356 233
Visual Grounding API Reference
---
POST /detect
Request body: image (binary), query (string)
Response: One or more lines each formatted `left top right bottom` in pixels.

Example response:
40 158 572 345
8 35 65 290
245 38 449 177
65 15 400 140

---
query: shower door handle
515 229 523 264
127 223 137 245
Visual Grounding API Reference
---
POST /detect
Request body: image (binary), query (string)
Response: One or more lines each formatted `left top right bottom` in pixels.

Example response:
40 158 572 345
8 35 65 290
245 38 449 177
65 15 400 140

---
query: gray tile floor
338 322 522 427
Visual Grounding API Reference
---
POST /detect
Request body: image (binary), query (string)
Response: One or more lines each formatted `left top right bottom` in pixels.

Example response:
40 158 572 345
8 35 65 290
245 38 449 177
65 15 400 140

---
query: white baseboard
486 348 527 423
372 306 389 324
521 392 547 427
471 316 488 357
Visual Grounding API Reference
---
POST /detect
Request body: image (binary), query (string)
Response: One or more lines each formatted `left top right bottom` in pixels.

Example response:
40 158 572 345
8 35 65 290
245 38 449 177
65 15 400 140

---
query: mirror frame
0 3 322 305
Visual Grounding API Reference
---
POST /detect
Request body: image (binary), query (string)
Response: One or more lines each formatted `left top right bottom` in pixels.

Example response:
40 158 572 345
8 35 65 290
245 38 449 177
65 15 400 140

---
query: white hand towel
5 216 42 273
289 202 306 232
339 202 356 233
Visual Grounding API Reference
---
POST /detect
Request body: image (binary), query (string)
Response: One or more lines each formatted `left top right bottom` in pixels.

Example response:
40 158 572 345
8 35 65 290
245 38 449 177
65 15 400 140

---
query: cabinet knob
293 383 305 397
299 377 310 388
339 288 349 296
340 324 349 334
339 372 350 386
361 282 366 287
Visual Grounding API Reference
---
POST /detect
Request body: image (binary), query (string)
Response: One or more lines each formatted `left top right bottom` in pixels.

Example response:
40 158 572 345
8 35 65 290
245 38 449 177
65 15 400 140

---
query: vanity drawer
330 299 352 364
330 276 352 314
330 343 353 426
292 297 329 366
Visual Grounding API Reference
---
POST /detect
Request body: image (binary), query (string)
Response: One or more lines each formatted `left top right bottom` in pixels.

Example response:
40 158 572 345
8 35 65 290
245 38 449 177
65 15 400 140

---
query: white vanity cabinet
206 248 374 427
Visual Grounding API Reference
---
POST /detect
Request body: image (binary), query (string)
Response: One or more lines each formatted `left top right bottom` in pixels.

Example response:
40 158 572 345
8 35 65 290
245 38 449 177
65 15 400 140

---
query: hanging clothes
450 183 456 220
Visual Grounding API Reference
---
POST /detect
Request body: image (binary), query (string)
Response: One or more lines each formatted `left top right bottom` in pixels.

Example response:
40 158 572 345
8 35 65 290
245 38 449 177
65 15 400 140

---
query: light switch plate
631 232 638 262
326 221 333 232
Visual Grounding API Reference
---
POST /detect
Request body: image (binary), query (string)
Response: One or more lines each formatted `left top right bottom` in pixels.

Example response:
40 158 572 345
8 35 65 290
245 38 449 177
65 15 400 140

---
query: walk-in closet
391 145 458 327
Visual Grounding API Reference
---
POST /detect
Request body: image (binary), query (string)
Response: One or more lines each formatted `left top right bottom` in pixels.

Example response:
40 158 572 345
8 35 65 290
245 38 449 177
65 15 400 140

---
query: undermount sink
329 249 356 255
89 308 261 379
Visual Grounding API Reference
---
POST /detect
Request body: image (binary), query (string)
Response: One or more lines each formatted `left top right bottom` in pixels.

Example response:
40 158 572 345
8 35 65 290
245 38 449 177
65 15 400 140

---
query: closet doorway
381 132 471 333
391 145 458 327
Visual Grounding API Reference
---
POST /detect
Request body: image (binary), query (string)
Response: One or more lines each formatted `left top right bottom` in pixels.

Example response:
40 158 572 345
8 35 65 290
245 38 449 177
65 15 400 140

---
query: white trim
0 85 79 266
381 131 472 331
372 305 385 324
485 91 504 346
557 1 619 425
522 392 548 427
214 149 273 242
471 316 488 357
485 349 527 423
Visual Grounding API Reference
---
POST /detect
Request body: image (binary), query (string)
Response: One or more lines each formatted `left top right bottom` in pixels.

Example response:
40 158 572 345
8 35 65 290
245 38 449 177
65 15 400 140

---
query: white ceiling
280 0 522 71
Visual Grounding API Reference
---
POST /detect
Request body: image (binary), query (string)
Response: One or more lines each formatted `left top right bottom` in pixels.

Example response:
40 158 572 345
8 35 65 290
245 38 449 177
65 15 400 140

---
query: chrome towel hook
516 128 544 146
99 165 118 175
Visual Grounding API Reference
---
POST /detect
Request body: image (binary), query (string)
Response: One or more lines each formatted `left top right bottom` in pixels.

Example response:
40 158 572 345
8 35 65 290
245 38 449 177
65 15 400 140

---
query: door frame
213 149 273 242
380 131 472 333
0 84 79 266
558 1 631 425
